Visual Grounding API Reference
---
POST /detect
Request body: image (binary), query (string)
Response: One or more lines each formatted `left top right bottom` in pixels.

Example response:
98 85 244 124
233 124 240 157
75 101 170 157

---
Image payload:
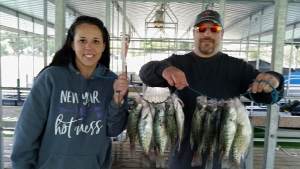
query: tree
3 32 29 55
0 43 8 55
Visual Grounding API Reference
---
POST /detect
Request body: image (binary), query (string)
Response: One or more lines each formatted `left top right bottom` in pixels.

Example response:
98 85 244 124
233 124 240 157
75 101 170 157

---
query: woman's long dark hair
39 15 110 74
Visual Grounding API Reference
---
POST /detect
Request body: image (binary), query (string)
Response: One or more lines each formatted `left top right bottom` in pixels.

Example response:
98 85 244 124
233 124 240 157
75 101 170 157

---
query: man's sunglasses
195 25 222 33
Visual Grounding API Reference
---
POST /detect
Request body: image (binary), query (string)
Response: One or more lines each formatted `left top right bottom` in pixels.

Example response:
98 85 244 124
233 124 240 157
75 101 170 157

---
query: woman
11 16 129 169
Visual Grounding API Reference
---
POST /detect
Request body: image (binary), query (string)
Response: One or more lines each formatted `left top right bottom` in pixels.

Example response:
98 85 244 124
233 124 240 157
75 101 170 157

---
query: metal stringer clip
276 144 297 156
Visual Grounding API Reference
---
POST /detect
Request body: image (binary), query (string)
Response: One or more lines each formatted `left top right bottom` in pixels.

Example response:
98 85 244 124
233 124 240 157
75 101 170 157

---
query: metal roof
0 0 300 43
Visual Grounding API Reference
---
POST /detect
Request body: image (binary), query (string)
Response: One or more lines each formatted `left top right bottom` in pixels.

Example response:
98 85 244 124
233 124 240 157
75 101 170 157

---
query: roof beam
116 0 298 4
244 21 300 41
116 0 274 5
111 1 141 38
225 4 275 32
0 5 54 29
47 0 81 17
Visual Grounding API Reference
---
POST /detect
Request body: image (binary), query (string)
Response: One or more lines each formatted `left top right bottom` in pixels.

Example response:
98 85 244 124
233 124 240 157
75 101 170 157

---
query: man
139 10 284 169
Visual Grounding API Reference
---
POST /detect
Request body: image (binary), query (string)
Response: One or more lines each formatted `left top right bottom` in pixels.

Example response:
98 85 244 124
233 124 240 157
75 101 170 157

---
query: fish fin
166 138 170 151
149 149 156 162
141 153 151 167
221 158 230 169
231 160 240 169
124 132 128 142
172 148 175 156
177 139 181 152
154 145 159 156
129 144 136 158
191 153 202 167
177 98 185 108
190 134 194 150
241 154 245 160
156 155 166 168
205 159 213 169
202 144 207 153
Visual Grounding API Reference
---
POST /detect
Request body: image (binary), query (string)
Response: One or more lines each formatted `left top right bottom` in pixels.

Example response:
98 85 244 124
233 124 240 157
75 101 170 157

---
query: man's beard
199 46 214 55
198 39 215 55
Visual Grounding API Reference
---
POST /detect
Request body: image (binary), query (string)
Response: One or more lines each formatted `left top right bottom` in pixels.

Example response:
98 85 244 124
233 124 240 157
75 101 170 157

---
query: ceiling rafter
225 4 274 32
111 1 141 38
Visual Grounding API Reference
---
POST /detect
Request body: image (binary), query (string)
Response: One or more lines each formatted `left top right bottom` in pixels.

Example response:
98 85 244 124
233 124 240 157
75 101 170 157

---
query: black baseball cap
194 10 223 28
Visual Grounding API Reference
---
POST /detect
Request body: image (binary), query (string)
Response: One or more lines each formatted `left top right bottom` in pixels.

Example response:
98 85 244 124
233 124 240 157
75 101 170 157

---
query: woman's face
71 23 106 72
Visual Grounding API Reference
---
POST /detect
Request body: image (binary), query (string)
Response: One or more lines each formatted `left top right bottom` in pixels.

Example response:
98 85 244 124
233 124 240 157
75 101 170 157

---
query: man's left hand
248 73 279 93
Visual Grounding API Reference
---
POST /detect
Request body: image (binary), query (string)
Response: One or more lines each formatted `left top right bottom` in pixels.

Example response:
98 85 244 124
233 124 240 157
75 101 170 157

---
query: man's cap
194 10 223 28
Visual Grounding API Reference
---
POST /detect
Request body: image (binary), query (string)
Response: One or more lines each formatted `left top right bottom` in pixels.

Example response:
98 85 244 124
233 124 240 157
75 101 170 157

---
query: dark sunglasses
195 25 222 33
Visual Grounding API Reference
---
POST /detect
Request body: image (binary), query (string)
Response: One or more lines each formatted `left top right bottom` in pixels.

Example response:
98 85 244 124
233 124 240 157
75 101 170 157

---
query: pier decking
3 137 300 169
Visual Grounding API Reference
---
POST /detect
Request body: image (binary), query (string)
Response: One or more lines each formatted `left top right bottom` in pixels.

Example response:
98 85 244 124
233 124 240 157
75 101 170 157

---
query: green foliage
253 128 300 149
248 51 258 60
0 44 8 55
3 133 13 138
3 32 29 54
1 31 55 56
48 39 55 55
178 41 193 50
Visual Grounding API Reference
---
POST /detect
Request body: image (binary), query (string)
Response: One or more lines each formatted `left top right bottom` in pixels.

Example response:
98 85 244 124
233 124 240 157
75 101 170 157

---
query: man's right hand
162 66 188 90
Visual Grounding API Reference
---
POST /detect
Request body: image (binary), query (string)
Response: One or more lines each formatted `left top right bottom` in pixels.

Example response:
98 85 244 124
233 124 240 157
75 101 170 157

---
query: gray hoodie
11 63 128 169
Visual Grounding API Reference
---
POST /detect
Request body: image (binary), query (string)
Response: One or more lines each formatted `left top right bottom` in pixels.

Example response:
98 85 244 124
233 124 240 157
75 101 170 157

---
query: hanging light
154 10 164 28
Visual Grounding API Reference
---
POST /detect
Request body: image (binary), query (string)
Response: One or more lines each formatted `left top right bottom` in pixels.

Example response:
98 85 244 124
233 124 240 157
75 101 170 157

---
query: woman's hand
113 72 129 104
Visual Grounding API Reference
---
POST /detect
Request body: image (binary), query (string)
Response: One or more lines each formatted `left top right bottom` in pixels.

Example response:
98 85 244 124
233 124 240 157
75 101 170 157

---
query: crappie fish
171 93 185 152
165 98 177 156
138 101 154 167
203 99 218 169
190 96 207 167
148 102 157 162
138 101 154 157
219 99 237 169
153 103 169 168
231 97 252 169
125 96 143 158
215 100 224 152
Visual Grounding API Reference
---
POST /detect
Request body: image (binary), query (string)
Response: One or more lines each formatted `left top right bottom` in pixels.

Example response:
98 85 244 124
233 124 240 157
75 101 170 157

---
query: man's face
193 21 224 57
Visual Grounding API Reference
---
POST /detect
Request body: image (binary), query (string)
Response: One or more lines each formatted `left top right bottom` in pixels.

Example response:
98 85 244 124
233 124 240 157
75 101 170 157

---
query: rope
96 68 171 104
96 68 287 107
242 79 286 107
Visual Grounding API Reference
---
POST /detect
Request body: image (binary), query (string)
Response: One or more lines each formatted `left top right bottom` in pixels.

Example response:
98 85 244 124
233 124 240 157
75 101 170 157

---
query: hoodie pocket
39 153 100 169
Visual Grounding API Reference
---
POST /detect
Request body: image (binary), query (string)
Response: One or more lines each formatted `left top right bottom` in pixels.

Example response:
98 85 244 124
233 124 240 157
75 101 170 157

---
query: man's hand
162 66 188 90
248 73 279 93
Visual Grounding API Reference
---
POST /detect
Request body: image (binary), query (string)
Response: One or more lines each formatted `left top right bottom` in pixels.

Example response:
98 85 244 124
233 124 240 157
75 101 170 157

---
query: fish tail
191 153 202 167
202 144 207 153
205 159 213 169
231 160 241 169
190 134 194 150
205 155 214 169
155 155 166 168
171 147 175 156
221 157 230 169
140 153 151 167
128 144 136 158
177 139 182 152
149 149 156 162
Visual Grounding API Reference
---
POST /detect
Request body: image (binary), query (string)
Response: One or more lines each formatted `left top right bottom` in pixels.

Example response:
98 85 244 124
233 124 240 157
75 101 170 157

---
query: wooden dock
4 137 300 169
